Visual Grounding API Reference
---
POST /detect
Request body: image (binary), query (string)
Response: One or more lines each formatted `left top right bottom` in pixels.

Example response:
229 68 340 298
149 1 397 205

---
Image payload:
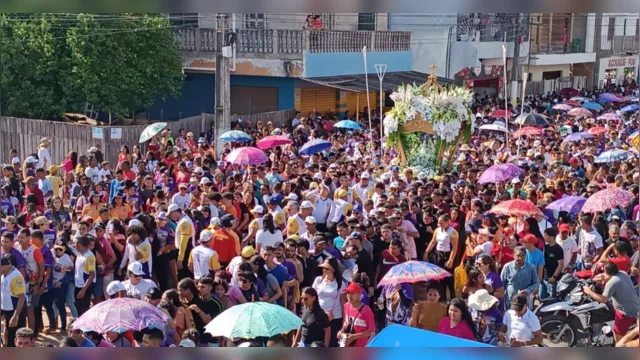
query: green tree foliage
0 13 184 119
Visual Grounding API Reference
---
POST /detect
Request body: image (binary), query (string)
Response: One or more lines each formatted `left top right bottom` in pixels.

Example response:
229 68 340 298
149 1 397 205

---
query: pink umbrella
257 135 292 150
581 188 633 213
552 104 573 111
71 298 169 333
225 146 269 166
587 126 607 136
567 107 593 117
597 113 622 122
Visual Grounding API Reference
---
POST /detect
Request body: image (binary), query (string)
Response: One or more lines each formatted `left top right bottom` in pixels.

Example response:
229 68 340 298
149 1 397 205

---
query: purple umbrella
478 163 524 184
71 298 169 334
545 196 587 215
599 93 621 102
562 132 593 143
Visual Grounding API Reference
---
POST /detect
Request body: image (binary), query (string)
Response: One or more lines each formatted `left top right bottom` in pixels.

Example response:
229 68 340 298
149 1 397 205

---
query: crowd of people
1 81 640 348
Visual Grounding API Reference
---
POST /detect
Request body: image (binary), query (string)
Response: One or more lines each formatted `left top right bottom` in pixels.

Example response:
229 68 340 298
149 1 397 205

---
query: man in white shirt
171 184 192 211
122 262 157 300
556 223 578 270
578 214 604 266
84 157 100 184
498 293 543 347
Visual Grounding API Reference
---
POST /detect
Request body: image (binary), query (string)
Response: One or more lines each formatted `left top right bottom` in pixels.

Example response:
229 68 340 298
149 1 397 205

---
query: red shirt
25 186 45 207
342 303 375 347
610 256 631 273
378 249 406 282
123 170 136 181
437 317 477 341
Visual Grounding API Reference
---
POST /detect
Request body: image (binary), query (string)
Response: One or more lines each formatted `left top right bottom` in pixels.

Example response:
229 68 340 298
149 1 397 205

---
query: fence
507 76 587 97
231 109 296 129
0 114 214 166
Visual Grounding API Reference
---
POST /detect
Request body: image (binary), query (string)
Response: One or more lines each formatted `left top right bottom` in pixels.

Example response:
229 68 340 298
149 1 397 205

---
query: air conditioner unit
222 46 233 58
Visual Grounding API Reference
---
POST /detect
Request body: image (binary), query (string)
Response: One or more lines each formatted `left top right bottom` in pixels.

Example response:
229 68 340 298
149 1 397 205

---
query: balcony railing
174 28 411 58
600 35 639 52
456 13 528 42
531 37 587 55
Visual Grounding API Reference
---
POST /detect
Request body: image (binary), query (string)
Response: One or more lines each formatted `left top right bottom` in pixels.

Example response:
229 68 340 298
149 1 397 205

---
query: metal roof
302 71 457 93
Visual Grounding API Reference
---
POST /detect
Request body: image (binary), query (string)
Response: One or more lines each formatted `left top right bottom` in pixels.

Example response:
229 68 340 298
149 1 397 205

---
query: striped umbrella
489 200 543 218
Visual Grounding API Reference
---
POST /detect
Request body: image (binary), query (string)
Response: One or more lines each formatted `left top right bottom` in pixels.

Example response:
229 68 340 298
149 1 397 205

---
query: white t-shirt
256 229 283 250
556 236 578 270
312 276 343 319
474 241 494 259
97 168 111 183
123 278 157 300
503 308 541 345
579 229 604 261
85 166 100 184
435 226 456 252
171 193 192 211
53 254 73 282
228 256 244 287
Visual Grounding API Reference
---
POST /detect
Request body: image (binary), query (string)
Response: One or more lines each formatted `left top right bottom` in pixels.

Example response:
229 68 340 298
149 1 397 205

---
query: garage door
345 92 378 116
230 86 279 115
300 88 337 116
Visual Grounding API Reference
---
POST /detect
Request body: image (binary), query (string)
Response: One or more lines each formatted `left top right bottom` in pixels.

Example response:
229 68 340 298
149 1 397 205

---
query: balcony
174 28 412 60
600 35 640 53
456 13 529 43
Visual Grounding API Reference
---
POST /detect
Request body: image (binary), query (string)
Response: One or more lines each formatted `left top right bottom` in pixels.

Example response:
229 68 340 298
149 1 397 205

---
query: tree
0 13 184 119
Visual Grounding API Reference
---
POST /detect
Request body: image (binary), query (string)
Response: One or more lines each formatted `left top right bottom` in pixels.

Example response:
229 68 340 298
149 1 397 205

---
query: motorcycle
537 276 618 347
533 273 581 317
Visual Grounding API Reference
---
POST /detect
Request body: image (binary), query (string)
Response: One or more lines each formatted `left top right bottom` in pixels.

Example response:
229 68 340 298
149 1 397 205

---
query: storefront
598 55 639 88
455 65 504 96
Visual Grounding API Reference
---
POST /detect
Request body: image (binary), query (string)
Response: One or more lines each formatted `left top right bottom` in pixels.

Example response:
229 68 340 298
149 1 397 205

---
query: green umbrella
203 302 302 339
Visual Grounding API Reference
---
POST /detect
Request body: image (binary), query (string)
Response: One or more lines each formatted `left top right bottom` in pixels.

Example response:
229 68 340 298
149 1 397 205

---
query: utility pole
510 13 522 105
593 13 603 89
214 25 234 158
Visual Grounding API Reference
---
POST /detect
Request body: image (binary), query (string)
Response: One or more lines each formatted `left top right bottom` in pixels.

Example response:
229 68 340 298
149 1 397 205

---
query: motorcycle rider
583 262 640 342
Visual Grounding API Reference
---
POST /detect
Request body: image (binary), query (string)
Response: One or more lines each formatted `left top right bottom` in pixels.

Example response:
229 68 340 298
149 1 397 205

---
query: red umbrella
489 200 543 218
559 88 580 97
563 100 581 107
488 109 513 118
587 126 607 136
513 126 543 138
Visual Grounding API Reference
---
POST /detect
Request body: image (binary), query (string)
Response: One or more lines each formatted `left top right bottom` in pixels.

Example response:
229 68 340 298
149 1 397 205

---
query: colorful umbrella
487 109 513 118
478 163 524 184
218 130 252 142
489 200 543 218
514 113 548 126
598 113 622 121
594 149 634 163
299 138 332 155
562 132 593 143
378 261 451 287
552 104 573 111
582 188 633 213
621 104 639 113
545 196 587 215
513 126 543 137
256 135 292 150
563 100 581 107
567 108 593 118
334 120 362 130
139 122 167 143
71 298 169 334
204 302 303 339
478 124 508 132
599 93 621 102
587 126 607 136
570 97 591 103
559 88 580 97
225 147 268 166
582 102 603 111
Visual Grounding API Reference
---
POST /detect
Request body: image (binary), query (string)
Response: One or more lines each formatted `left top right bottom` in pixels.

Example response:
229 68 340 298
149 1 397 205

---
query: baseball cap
106 281 126 296
209 217 221 227
353 204 363 212
200 177 212 185
287 193 298 201
178 339 196 347
559 224 571 232
0 254 12 266
510 293 528 311
522 234 538 245
301 200 314 209
336 189 348 198
391 166 400 172
342 282 363 294
167 204 181 213
146 287 163 300
251 205 265 214
34 216 51 226
156 212 168 221
241 246 256 258
305 216 316 224
511 178 521 184
127 262 146 276
128 219 143 227
199 230 214 243
360 173 370 179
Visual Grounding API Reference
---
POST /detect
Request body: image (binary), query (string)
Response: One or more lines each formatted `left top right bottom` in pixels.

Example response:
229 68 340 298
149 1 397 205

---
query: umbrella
299 138 332 155
562 132 593 143
256 135 292 150
570 96 591 103
225 147 268 166
139 122 167 143
563 100 581 107
599 93 621 102
478 124 507 132
598 113 622 122
477 163 524 184
582 188 633 213
567 108 593 118
367 324 494 348
594 149 634 163
71 298 169 334
552 104 573 111
514 113 548 126
489 199 543 218
377 261 451 287
545 196 587 215
582 102 604 111
513 126 543 137
218 130 252 142
334 120 362 130
204 302 302 339
621 104 639 113
559 88 580 97
587 126 608 136
487 109 513 118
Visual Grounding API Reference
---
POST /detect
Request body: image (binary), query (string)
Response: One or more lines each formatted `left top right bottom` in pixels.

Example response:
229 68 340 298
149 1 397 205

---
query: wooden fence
0 114 213 166
231 109 296 129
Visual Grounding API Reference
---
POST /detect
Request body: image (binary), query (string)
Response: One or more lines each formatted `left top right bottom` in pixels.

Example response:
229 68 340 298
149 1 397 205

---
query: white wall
585 12 596 53
602 13 639 36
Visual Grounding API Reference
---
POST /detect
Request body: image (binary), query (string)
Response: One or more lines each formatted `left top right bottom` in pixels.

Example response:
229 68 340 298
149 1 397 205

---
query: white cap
301 200 314 209
210 217 221 227
106 280 126 296
252 205 265 214
11 157 20 164
127 261 145 276
287 193 298 201
178 339 196 347
381 173 392 181
167 204 180 213
128 219 143 227
25 156 38 164
533 140 541 147
511 178 521 184
199 229 214 243
305 216 316 224
313 173 323 180
200 177 212 185
360 172 370 179
389 182 399 188
194 167 204 174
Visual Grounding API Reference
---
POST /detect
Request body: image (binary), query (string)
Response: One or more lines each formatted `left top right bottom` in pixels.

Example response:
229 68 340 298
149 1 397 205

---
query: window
244 13 266 29
358 13 376 31
169 13 198 28
216 13 229 31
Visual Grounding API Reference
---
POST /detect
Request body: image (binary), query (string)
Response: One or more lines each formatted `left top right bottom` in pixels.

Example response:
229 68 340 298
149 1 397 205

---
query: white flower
433 118 462 143
383 114 399 135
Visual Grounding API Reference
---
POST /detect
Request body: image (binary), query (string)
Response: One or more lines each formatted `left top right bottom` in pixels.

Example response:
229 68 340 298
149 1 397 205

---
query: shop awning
301 71 457 93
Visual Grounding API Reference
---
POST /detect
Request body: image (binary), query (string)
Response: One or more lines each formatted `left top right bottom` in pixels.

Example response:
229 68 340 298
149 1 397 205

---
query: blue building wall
230 75 295 110
303 51 413 77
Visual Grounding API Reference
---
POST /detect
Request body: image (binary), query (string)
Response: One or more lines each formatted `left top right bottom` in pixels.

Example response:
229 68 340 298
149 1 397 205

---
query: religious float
383 65 474 174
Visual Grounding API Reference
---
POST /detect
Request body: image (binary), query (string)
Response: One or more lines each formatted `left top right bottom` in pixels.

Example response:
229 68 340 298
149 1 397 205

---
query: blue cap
456 179 468 187
269 197 279 205
349 232 362 239
198 137 206 143
391 166 400 172
353 204 363 212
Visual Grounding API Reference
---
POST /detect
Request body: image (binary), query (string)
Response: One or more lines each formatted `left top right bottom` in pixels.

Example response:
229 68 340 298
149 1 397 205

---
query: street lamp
375 64 387 138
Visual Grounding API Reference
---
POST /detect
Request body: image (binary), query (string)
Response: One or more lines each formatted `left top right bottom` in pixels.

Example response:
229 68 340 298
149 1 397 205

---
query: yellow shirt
47 175 62 197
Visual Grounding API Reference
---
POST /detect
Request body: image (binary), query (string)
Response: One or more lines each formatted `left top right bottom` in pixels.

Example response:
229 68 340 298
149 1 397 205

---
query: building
147 13 420 121
594 13 639 88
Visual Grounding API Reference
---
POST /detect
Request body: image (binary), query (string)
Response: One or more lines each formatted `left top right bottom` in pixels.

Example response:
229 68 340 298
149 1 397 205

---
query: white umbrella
479 124 508 132
139 122 167 143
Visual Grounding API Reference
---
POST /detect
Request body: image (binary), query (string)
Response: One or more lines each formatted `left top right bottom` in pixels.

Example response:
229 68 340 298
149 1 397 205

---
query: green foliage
0 13 184 119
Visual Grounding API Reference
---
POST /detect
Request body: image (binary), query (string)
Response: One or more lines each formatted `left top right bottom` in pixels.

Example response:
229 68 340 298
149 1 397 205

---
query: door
230 86 279 115
299 88 337 117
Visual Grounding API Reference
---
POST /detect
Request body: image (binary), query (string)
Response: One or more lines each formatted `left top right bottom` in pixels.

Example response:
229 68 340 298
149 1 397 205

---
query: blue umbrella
367 324 494 348
299 138 331 155
218 130 251 142
562 132 593 143
582 102 603 111
595 149 634 163
334 120 362 130
621 104 639 113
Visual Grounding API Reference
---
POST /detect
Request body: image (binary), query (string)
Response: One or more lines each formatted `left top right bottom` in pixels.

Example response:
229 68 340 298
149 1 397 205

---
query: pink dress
437 317 477 341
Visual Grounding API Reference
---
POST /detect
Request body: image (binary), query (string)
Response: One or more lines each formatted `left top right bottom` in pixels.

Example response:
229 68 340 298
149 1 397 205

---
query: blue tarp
367 324 494 348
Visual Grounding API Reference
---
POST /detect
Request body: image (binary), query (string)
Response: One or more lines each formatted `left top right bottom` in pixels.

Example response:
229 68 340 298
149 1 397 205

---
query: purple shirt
484 271 505 310
1 247 25 270
43 229 57 248
40 245 55 289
